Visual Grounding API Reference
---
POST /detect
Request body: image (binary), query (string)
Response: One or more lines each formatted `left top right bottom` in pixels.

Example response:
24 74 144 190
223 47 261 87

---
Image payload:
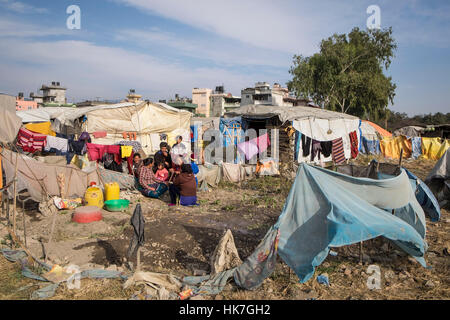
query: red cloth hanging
349 131 359 159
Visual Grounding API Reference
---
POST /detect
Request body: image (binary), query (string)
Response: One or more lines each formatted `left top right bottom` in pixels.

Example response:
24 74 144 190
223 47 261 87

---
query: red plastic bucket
72 206 103 224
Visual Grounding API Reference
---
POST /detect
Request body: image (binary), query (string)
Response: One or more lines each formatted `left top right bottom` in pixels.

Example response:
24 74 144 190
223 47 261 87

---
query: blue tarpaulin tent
219 117 244 147
234 163 434 288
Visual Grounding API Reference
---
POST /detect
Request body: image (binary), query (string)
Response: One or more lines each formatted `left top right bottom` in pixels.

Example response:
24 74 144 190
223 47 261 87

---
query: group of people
131 137 198 207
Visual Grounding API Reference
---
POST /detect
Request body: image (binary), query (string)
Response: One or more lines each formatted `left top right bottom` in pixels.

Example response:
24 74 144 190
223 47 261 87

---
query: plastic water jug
105 182 120 201
84 183 104 208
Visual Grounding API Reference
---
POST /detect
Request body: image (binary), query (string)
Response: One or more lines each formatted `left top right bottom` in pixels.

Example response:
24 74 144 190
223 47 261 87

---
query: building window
246 95 250 98
201 104 206 107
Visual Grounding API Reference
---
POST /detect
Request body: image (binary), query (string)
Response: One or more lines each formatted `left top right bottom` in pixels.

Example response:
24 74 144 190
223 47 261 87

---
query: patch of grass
223 205 236 212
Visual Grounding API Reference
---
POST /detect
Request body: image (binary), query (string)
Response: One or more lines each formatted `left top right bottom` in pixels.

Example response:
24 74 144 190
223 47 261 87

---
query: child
155 162 169 182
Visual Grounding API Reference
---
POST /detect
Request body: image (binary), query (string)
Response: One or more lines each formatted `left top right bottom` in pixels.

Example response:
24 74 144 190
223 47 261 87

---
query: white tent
16 102 192 155
225 105 361 165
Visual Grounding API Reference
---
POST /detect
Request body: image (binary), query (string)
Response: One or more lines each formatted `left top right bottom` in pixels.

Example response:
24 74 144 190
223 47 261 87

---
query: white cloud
0 0 49 14
0 17 70 37
115 0 350 55
114 28 291 68
0 37 276 101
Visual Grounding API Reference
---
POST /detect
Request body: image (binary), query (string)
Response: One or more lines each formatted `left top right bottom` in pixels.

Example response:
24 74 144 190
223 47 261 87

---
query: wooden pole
12 153 18 238
398 148 403 168
136 246 142 271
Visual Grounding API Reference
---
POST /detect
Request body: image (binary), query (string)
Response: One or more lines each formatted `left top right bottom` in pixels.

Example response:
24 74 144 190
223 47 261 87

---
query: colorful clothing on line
301 135 311 157
17 128 47 153
237 140 259 160
332 137 346 164
349 131 359 159
92 131 107 139
361 136 381 155
410 137 422 159
86 143 120 162
115 141 142 153
320 141 333 158
294 131 301 161
44 135 68 153
311 139 322 161
120 145 133 158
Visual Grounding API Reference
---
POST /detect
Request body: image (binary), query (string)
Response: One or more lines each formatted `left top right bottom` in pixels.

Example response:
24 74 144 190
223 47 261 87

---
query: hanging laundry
421 137 449 160
17 128 47 153
301 135 311 157
92 131 107 139
361 136 381 155
320 141 333 158
68 139 86 156
410 137 422 159
256 133 270 154
237 140 259 161
44 136 68 153
349 131 359 159
294 131 302 161
332 137 346 165
115 141 142 153
121 145 133 158
86 143 106 161
380 136 412 159
78 132 91 143
24 122 56 136
311 140 322 161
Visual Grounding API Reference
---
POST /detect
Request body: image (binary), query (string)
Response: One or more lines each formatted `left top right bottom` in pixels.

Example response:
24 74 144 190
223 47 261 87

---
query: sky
0 0 449 116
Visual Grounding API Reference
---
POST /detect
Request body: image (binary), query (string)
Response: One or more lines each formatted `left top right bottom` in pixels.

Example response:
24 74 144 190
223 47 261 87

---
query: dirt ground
0 156 449 300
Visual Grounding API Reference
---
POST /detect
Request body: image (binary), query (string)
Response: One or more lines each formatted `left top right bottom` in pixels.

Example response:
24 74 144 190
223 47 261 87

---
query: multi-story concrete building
40 82 67 104
210 92 241 117
192 88 212 117
167 94 198 113
16 92 38 111
241 82 308 107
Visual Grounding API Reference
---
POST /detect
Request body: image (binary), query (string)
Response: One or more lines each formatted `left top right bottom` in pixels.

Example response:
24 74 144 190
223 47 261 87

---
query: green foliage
288 27 397 120
384 111 450 131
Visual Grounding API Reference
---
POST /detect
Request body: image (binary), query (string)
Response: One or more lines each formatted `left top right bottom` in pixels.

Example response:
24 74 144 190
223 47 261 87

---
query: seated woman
168 163 198 207
138 158 168 198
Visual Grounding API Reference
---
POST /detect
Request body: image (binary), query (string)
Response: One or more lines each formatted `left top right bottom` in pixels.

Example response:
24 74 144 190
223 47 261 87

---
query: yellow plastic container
84 185 104 208
105 182 120 201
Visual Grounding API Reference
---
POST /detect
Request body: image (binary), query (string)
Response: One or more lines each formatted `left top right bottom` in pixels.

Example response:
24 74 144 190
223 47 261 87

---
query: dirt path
0 158 448 300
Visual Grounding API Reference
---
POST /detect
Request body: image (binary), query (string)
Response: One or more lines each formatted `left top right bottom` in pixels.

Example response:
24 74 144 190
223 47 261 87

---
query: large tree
288 27 397 120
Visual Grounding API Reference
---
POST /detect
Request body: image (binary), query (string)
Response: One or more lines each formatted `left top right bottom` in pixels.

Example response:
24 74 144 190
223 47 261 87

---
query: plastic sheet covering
274 164 428 283
380 136 412 159
421 137 450 160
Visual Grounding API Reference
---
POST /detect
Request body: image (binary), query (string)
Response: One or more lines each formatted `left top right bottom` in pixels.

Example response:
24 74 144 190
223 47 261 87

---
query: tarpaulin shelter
362 120 392 138
15 102 193 155
425 148 450 205
219 117 244 147
225 105 361 167
233 163 431 288
421 137 450 160
0 149 135 202
393 126 426 138
0 109 22 145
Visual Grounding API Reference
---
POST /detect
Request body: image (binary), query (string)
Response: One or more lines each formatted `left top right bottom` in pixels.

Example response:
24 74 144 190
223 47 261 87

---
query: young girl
155 162 169 182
